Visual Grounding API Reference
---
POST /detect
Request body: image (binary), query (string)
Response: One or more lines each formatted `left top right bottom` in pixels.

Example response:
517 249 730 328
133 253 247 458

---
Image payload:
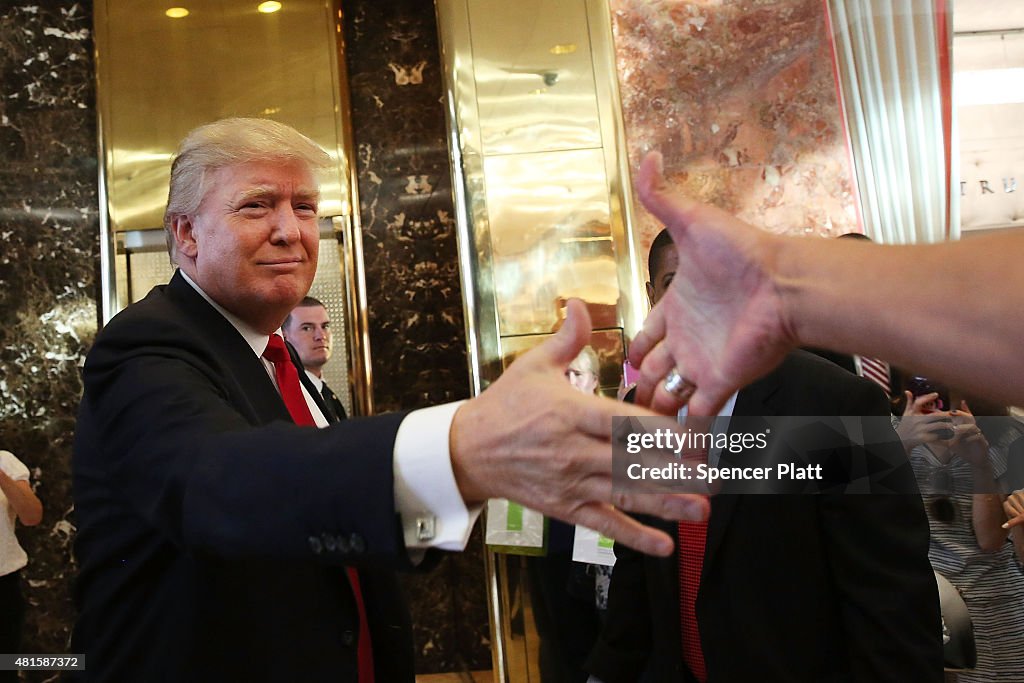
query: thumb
636 151 700 237
902 391 914 416
539 298 592 368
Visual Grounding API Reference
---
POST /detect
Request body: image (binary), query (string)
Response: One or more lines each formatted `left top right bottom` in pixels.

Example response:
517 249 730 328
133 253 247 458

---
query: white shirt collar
304 370 324 391
678 392 739 468
178 269 276 357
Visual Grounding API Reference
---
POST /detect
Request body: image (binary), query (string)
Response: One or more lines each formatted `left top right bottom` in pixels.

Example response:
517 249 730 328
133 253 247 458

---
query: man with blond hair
71 118 706 681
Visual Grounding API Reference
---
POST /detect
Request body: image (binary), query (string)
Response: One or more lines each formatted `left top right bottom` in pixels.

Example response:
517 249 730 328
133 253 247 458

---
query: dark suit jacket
317 379 349 422
587 351 942 683
805 347 902 407
72 271 416 682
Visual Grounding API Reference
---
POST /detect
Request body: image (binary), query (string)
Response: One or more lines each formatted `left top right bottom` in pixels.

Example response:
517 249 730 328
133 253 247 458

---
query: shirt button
350 534 366 554
322 533 338 552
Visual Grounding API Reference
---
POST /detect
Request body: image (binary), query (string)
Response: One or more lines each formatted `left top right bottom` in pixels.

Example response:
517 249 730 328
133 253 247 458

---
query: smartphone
906 375 949 412
906 375 953 438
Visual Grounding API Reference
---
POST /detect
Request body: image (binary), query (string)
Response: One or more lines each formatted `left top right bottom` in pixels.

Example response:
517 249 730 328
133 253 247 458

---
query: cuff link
415 515 436 541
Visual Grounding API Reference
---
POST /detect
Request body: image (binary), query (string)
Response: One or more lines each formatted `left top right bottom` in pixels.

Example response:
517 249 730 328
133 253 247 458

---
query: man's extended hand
628 151 795 416
449 298 709 558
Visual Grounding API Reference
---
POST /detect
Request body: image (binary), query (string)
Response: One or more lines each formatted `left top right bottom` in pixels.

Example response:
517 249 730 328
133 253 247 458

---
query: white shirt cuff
393 401 482 552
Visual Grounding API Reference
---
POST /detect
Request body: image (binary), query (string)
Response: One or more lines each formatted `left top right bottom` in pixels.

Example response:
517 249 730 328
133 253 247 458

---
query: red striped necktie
262 333 375 683
859 355 891 397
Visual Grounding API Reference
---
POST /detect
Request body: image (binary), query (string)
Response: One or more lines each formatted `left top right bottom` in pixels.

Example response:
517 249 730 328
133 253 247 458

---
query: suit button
350 533 366 554
340 630 356 647
337 534 351 554
308 536 323 554
322 533 338 552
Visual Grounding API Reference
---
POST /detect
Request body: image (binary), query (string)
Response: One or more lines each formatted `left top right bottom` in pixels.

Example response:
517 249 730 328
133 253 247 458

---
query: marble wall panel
610 0 861 262
343 0 488 674
0 0 98 665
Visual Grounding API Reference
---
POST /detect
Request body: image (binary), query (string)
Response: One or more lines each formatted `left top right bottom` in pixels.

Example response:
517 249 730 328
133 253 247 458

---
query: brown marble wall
342 0 489 674
611 0 860 258
0 0 98 665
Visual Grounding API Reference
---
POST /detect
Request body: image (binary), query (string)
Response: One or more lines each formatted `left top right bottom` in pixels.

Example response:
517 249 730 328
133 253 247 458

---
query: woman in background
1 449 43 682
900 386 1024 682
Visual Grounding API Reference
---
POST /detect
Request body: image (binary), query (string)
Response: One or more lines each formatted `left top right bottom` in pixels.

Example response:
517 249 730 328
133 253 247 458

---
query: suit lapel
287 341 335 424
165 271 292 425
702 368 786 572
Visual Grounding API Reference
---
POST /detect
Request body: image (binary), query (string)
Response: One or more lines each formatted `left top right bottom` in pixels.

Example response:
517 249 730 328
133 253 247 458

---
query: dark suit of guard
316 379 348 423
587 351 942 683
72 271 415 682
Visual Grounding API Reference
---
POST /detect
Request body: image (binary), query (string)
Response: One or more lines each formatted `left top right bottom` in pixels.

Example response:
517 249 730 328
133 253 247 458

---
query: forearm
776 233 1024 406
972 492 1009 551
0 471 43 526
1010 525 1024 564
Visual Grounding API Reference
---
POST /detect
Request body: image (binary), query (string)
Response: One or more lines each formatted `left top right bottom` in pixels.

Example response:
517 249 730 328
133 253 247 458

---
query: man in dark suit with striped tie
284 296 348 420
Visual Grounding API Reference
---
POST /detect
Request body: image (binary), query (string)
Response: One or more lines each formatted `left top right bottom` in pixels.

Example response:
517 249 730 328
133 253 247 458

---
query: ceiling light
165 7 189 18
549 43 577 55
257 1 282 13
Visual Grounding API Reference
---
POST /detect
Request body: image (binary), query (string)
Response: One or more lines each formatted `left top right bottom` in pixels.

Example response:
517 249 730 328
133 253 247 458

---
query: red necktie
678 519 707 682
859 355 891 397
262 334 374 683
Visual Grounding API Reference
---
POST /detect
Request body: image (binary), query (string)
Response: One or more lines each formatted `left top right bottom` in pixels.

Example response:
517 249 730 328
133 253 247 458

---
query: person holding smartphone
901 385 1024 682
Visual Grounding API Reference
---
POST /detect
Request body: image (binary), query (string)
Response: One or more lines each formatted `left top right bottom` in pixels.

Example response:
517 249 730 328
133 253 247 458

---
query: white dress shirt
179 271 479 553
678 391 739 467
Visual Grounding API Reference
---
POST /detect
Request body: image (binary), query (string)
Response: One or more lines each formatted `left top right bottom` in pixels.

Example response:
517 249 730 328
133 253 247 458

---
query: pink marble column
610 0 861 259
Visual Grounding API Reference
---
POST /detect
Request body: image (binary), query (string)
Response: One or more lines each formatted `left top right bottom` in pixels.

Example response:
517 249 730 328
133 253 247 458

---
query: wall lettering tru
962 178 1017 195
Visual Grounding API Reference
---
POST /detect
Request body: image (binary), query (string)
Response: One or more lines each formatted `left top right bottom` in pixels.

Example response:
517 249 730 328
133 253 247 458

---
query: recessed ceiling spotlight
165 7 189 18
258 1 283 13
549 43 577 55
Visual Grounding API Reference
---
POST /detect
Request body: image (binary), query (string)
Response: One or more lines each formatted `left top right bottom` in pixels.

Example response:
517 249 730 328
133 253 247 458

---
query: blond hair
573 345 600 377
163 118 333 260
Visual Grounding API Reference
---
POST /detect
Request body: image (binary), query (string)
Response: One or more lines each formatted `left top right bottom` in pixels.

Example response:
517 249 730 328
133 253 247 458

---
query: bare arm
945 403 1007 551
1004 490 1024 530
0 468 43 526
629 151 1024 416
1010 524 1024 564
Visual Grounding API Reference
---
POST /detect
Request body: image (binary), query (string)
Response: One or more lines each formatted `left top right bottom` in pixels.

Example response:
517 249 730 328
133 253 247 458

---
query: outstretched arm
451 299 709 558
629 151 1024 416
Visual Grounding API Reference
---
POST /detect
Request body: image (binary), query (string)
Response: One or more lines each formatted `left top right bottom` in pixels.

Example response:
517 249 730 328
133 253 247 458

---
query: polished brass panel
468 0 602 156
94 0 372 415
484 149 619 336
96 0 350 234
437 0 642 679
436 0 502 393
586 0 647 339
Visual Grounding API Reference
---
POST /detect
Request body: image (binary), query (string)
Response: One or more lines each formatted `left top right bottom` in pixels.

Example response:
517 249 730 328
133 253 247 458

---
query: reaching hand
1003 491 1024 529
948 400 989 467
895 391 956 451
628 151 795 416
449 298 710 557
